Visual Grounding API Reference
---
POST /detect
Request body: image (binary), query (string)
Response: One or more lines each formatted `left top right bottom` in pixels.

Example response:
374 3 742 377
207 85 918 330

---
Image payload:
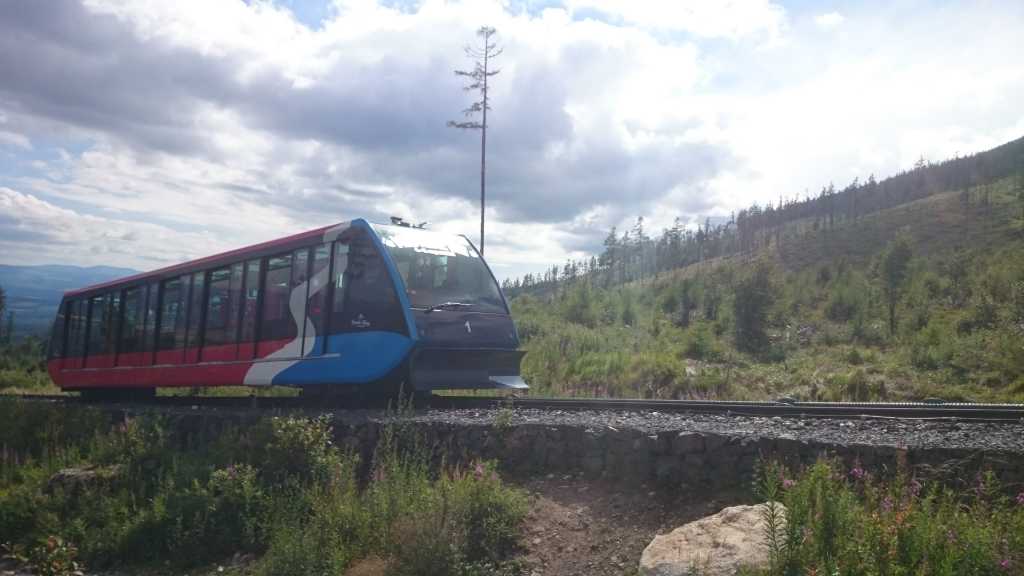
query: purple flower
1000 558 1011 571
881 496 893 512
1016 492 1024 506
909 479 922 497
850 466 866 480
782 478 795 489
474 462 485 480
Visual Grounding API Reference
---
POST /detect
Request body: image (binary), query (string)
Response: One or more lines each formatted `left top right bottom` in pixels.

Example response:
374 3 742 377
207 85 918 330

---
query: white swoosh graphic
243 221 350 386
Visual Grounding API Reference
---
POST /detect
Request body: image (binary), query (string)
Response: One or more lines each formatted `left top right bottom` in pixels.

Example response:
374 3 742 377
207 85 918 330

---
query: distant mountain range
0 264 139 338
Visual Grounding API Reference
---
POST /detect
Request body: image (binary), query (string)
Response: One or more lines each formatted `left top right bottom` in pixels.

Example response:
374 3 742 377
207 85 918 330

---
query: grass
0 398 528 576
751 459 1024 576
156 385 299 397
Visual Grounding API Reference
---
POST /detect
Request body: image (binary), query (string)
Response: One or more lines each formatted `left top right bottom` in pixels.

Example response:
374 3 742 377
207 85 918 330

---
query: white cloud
814 11 844 30
568 0 787 41
0 0 1022 283
0 187 225 268
0 130 31 150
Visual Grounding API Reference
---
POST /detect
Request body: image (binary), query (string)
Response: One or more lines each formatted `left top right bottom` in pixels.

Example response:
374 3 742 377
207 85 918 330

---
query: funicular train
45 219 526 399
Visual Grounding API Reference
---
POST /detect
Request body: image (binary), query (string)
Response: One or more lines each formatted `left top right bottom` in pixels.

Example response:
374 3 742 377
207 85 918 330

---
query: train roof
63 220 353 298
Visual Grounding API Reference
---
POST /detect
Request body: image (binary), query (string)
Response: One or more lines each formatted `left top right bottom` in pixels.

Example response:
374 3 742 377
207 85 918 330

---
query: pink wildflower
1016 492 1024 506
850 466 866 480
782 478 795 489
1000 559 1011 571
474 462 485 480
909 479 922 497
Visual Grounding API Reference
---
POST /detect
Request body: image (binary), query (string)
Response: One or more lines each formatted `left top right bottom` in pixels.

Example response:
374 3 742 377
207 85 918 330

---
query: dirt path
514 475 749 576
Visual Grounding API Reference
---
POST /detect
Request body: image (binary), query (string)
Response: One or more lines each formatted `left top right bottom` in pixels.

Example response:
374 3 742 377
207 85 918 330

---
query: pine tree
881 234 913 337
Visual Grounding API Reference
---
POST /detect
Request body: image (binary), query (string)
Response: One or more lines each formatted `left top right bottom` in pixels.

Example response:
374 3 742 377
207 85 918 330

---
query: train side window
186 272 205 349
176 276 191 348
226 263 244 344
141 283 159 352
329 242 349 332
204 267 233 346
158 276 187 350
85 294 108 356
107 292 121 355
307 244 331 341
239 259 262 342
67 300 86 358
48 300 68 359
261 254 295 342
120 286 146 354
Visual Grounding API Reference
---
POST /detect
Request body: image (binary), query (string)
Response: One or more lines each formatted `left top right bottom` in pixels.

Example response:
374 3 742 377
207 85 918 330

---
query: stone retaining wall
329 419 1024 489
98 408 1024 489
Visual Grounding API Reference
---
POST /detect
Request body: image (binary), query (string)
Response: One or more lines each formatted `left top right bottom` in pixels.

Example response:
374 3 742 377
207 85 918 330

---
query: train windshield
373 224 507 314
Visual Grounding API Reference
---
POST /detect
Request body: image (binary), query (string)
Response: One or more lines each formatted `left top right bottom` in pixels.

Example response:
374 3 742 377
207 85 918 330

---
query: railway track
9 393 1024 423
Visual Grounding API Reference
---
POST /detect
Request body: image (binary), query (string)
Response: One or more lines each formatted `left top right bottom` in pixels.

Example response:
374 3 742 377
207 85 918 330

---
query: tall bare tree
448 26 502 255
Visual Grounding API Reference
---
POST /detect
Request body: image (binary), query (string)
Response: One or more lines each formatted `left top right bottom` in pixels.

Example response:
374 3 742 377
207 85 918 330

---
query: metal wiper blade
423 301 472 314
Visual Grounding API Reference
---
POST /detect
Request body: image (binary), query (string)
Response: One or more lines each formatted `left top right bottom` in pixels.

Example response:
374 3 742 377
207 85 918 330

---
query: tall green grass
753 460 1024 576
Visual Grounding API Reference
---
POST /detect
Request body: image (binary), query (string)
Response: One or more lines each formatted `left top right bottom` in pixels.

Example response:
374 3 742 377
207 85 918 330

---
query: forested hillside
508 137 1024 402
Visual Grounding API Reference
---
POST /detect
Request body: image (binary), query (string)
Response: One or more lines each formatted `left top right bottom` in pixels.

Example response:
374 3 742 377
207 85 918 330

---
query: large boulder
45 465 123 496
639 503 784 576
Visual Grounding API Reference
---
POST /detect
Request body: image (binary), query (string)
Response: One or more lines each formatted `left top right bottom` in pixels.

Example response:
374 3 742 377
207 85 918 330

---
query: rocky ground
401 408 1024 453
517 475 748 576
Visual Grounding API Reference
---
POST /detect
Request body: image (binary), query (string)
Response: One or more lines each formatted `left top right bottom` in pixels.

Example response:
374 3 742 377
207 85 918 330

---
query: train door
290 247 311 355
184 272 205 364
256 253 296 358
304 244 331 356
117 285 148 366
237 259 262 362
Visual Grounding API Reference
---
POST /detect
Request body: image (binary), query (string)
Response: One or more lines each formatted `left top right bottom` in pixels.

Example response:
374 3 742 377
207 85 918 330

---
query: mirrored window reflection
86 295 108 356
261 254 296 342
158 277 187 350
141 283 158 352
186 272 205 349
120 287 146 354
240 259 261 343
204 268 233 346
67 300 87 358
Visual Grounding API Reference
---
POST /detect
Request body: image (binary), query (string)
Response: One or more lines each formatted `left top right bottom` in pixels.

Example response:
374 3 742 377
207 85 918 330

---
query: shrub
825 274 868 323
4 536 84 576
260 415 340 485
257 484 358 576
846 348 864 365
453 462 527 564
684 321 722 361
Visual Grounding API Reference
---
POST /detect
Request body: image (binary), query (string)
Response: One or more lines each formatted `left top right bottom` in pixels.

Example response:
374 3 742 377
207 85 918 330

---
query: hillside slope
511 175 1024 403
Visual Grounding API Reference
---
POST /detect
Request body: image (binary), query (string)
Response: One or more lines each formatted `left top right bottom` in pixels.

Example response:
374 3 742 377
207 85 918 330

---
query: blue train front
258 219 527 393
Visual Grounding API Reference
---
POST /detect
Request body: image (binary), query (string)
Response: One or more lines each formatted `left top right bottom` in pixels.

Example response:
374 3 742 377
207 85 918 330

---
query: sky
0 0 1022 282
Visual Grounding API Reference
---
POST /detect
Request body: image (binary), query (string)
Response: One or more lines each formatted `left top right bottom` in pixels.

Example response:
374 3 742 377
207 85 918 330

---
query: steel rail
7 393 1024 422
